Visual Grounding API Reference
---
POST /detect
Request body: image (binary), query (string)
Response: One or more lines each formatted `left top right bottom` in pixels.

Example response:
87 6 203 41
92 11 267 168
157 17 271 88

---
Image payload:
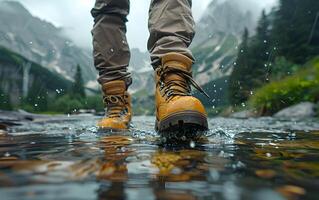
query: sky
10 0 276 51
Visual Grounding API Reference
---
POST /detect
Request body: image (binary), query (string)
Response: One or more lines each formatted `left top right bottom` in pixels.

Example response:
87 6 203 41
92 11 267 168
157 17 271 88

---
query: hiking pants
91 0 195 86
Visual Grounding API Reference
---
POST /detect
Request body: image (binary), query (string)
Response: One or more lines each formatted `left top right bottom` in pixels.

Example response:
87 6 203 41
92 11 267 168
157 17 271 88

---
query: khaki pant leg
91 0 132 86
148 0 195 68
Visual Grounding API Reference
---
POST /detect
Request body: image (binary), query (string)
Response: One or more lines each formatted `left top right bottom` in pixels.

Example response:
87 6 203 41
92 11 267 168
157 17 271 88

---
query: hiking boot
155 53 209 139
98 80 132 130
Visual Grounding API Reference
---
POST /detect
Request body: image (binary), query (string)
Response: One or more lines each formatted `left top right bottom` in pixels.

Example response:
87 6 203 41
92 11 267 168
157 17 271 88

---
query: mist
4 0 277 51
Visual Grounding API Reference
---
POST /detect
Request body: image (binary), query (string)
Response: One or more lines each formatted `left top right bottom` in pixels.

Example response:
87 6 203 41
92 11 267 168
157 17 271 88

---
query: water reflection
0 117 318 200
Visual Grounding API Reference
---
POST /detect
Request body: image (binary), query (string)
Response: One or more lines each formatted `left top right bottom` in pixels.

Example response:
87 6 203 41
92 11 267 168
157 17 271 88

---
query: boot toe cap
159 96 207 120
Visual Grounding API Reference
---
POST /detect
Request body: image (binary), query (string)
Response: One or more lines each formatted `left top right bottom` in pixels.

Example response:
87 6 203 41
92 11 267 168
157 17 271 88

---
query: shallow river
0 115 319 200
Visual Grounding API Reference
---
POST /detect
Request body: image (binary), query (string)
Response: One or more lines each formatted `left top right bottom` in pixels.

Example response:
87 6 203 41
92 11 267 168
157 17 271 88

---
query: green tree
0 88 12 110
71 64 86 98
228 28 252 105
24 80 48 112
249 10 272 87
272 0 319 64
51 95 83 114
270 57 300 81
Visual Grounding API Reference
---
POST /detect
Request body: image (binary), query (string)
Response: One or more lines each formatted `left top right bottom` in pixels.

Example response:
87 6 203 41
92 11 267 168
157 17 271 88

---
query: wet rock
0 123 8 130
0 110 34 122
0 129 7 135
229 110 256 119
78 109 96 114
274 102 316 118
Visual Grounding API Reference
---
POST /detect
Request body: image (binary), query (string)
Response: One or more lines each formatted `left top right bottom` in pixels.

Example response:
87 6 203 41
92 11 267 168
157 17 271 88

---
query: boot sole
155 111 208 141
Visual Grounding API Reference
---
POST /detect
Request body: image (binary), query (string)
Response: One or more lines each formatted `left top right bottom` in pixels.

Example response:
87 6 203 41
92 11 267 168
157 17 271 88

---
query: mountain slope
128 48 153 93
0 1 96 86
0 45 72 105
131 0 261 114
192 0 256 86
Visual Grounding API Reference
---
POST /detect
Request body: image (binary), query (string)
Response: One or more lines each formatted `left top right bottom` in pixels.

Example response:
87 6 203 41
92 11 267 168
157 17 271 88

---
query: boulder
230 110 256 119
274 102 316 118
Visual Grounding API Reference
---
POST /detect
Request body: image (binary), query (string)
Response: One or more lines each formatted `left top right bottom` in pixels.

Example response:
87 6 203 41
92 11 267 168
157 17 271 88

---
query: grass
249 57 319 115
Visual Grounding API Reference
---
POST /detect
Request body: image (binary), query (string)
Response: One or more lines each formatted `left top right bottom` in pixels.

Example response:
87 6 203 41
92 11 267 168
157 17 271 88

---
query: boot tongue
102 80 126 95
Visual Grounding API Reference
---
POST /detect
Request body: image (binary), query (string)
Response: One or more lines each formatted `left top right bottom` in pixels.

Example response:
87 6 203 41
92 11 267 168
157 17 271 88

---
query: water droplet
210 169 220 181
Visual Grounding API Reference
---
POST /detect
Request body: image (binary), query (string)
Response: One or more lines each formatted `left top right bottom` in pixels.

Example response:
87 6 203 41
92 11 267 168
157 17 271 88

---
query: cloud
7 0 277 51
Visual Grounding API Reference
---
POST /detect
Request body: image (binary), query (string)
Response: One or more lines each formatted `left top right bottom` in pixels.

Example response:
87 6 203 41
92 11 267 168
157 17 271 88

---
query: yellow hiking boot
97 80 132 130
155 53 209 138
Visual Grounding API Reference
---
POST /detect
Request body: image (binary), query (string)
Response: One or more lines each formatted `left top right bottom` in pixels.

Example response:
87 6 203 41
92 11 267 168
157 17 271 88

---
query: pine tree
25 80 48 112
249 10 271 87
228 28 251 106
0 88 13 110
272 0 319 64
71 64 86 98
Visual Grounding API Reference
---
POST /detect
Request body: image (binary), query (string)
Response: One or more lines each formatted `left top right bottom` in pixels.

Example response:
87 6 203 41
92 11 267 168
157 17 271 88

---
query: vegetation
24 79 49 112
0 88 12 111
250 57 319 115
228 10 272 106
132 89 155 115
228 0 319 116
194 76 229 107
71 65 86 99
0 46 103 114
27 64 103 114
228 28 252 105
271 0 319 64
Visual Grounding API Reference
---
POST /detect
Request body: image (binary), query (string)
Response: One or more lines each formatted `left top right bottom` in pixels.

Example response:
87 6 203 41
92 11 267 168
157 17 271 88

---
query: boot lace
103 94 129 118
156 66 210 101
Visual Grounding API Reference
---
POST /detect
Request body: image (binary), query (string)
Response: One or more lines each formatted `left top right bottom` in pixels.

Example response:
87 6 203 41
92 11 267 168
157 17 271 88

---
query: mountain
193 0 257 45
130 0 263 114
192 0 256 86
0 1 97 87
0 46 72 105
128 48 154 93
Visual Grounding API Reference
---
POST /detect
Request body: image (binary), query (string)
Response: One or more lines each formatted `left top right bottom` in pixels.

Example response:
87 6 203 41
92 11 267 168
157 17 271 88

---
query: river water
0 115 318 200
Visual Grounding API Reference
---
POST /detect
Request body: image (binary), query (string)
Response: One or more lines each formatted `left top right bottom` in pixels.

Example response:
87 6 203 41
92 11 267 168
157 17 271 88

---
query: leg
148 0 195 68
148 0 209 139
91 0 131 86
92 0 132 130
